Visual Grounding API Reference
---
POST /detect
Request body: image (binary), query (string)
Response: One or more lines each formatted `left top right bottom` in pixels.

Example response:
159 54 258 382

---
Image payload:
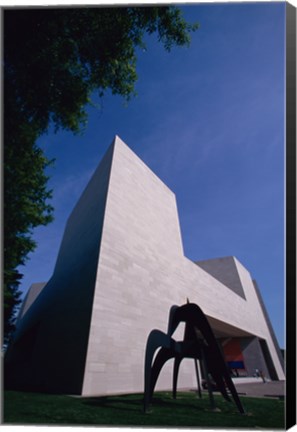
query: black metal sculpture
144 302 245 414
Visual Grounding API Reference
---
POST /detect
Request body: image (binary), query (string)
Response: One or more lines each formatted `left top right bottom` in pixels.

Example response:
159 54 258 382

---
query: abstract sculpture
144 302 245 414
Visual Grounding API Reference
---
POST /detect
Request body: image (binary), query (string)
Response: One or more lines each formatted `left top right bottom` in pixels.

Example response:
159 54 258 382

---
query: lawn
3 390 285 429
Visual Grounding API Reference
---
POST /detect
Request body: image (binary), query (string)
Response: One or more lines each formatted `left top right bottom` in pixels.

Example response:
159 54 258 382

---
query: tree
3 6 198 342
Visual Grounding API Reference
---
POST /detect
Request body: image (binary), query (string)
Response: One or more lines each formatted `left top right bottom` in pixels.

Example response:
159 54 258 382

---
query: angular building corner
5 136 285 396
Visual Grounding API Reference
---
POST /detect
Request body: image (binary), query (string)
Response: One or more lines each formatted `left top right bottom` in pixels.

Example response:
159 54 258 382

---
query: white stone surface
17 282 46 322
81 136 285 396
196 256 246 299
9 136 285 396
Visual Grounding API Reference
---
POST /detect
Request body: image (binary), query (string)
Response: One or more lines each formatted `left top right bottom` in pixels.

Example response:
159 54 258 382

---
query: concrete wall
196 257 246 300
5 143 115 393
16 282 46 323
81 137 285 396
6 136 285 397
241 337 269 378
82 137 191 395
252 280 285 371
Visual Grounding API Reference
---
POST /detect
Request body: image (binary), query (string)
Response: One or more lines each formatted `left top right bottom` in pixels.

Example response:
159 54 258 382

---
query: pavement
232 380 285 399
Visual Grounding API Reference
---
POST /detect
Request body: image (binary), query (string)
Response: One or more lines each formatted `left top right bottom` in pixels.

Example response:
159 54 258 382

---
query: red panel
223 339 243 362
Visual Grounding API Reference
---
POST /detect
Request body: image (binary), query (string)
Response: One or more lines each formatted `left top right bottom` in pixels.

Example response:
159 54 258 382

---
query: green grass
3 390 285 429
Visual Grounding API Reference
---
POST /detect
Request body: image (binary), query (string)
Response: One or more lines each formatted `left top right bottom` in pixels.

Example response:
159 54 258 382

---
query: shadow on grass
83 395 144 412
4 390 285 428
82 393 232 414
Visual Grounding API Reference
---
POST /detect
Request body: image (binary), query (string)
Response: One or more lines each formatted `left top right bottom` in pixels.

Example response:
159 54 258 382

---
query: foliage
4 91 54 343
3 390 285 428
5 7 198 134
3 6 198 341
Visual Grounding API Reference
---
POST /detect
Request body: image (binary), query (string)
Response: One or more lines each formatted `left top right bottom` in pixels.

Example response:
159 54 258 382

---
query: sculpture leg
207 347 245 413
222 368 245 414
172 355 182 399
194 358 202 398
174 304 245 414
201 346 216 411
144 330 174 413
207 345 245 413
206 351 231 402
149 347 174 402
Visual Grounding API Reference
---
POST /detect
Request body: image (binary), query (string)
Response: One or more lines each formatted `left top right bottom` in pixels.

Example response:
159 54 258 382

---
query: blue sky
18 2 286 348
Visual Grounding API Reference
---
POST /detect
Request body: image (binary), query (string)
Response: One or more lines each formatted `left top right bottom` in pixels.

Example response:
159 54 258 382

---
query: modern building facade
5 136 285 396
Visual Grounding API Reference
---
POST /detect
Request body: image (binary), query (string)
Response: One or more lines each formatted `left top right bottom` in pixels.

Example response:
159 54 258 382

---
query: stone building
5 136 285 395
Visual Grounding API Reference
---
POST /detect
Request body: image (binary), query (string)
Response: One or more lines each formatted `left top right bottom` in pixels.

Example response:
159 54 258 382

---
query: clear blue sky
18 2 286 348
